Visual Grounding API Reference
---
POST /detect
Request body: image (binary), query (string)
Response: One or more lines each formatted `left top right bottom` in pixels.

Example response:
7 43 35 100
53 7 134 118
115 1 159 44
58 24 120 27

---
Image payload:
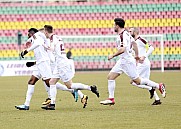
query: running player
100 18 166 105
129 27 161 105
41 25 99 110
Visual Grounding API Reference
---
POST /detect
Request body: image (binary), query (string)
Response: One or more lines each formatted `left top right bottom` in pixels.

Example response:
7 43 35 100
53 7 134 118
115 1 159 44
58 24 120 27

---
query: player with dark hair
100 18 166 105
15 28 80 110
15 28 53 110
41 25 99 110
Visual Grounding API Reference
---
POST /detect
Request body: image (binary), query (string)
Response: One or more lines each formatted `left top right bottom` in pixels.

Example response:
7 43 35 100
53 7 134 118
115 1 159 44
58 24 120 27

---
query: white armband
144 45 154 58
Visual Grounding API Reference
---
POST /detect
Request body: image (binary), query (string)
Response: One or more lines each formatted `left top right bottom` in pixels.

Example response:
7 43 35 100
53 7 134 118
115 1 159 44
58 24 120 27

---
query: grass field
0 71 180 129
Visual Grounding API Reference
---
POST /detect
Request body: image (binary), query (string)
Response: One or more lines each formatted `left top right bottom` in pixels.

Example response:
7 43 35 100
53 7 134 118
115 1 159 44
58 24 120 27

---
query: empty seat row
0 34 112 43
0 3 180 15
0 18 180 29
0 11 180 22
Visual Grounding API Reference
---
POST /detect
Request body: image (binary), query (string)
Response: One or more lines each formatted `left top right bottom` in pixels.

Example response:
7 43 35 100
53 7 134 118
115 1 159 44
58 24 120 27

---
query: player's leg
37 61 52 105
131 83 156 102
42 61 78 104
100 61 122 105
125 61 166 98
58 66 95 108
41 78 59 110
131 63 155 99
56 82 79 102
143 63 161 105
81 94 89 108
15 74 40 110
133 77 166 98
62 80 90 107
36 61 57 110
133 63 152 89
41 80 52 105
42 82 79 105
70 83 99 98
62 65 99 97
152 90 161 105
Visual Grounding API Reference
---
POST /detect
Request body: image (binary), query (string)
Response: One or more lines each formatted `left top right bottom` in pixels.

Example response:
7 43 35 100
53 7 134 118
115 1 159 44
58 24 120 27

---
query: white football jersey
116 30 135 62
135 36 148 57
27 33 50 64
50 34 69 68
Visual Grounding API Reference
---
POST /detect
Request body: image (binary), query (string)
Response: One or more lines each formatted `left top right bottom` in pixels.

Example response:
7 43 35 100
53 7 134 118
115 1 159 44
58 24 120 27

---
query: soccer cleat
81 95 88 108
42 98 51 105
100 98 115 105
90 85 99 98
149 88 155 99
159 83 166 98
41 104 55 110
15 105 29 110
73 89 78 102
152 100 162 105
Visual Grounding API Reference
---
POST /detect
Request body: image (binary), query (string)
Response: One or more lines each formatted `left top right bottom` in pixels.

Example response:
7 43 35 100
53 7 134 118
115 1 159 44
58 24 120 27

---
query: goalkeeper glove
26 62 36 67
20 50 28 58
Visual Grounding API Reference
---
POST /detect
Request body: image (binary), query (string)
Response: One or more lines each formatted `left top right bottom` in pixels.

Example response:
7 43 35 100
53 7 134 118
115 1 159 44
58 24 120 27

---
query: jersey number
60 44 65 51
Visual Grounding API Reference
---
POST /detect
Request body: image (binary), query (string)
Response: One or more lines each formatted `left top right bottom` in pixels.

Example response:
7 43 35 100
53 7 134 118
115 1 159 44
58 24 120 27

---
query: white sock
43 82 50 98
108 80 115 98
140 78 159 89
78 90 84 98
50 85 57 104
132 82 152 90
56 82 73 92
24 85 35 106
154 91 160 100
71 83 91 90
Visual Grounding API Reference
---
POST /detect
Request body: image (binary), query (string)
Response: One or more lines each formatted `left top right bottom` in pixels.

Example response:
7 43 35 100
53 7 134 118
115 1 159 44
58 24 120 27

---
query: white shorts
32 61 52 80
50 62 56 73
137 60 150 79
32 67 41 80
110 60 139 80
52 63 74 82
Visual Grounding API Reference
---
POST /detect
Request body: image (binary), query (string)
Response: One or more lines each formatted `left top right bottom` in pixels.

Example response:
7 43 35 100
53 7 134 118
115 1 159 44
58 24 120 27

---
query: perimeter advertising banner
0 61 35 76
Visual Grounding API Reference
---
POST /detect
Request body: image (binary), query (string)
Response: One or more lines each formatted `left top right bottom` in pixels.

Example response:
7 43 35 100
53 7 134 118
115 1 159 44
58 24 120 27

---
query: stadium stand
0 0 180 70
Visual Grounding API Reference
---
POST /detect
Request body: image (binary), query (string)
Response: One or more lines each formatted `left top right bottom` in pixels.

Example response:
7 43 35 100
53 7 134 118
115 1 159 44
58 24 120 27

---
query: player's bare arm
108 47 125 60
140 43 154 63
131 41 140 61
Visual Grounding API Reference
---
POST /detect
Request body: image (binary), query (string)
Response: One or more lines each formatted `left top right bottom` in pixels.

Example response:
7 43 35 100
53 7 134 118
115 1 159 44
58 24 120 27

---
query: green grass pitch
0 71 180 129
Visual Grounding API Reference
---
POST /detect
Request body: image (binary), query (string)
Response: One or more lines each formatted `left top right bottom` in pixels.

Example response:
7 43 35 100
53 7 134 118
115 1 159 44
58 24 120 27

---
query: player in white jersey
41 25 99 110
15 28 88 110
39 31 90 108
15 28 52 110
100 18 166 105
129 27 161 105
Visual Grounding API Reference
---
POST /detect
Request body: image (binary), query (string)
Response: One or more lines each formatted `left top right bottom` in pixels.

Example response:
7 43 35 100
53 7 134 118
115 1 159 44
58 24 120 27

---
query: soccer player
129 27 161 105
41 25 99 110
15 28 87 110
38 29 88 108
15 28 53 110
100 18 166 105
